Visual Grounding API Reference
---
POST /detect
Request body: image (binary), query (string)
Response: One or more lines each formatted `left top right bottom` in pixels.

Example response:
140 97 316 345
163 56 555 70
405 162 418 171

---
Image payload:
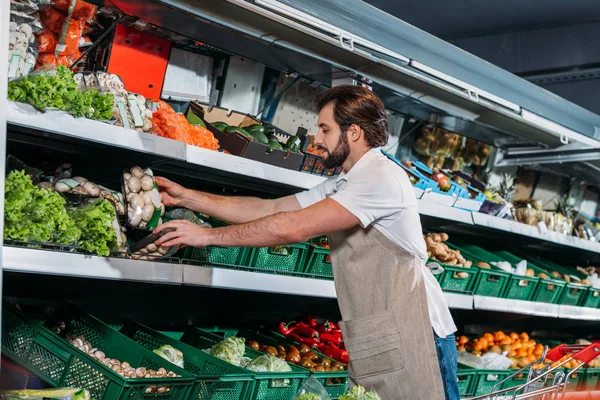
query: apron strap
426 261 444 275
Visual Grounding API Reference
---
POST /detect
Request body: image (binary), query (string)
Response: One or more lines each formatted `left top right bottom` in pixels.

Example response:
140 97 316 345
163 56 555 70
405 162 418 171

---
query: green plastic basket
456 369 478 397
304 244 333 278
580 368 600 390
452 244 510 298
529 258 589 306
2 302 195 400
118 321 256 400
183 246 251 267
247 243 309 273
180 329 309 400
472 369 528 396
487 251 539 301
237 329 348 399
581 288 600 309
432 261 478 293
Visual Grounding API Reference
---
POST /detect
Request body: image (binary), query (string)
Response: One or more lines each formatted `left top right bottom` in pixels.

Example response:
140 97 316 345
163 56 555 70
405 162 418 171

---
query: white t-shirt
296 147 457 338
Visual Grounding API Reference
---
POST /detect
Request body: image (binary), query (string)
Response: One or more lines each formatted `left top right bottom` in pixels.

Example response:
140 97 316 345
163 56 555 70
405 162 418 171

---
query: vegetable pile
338 386 381 400
424 233 472 268
68 199 117 257
8 65 113 120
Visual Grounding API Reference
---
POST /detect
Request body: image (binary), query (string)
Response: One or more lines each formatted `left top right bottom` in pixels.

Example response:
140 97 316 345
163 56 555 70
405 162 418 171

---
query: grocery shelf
473 295 560 318
7 102 187 161
417 200 474 224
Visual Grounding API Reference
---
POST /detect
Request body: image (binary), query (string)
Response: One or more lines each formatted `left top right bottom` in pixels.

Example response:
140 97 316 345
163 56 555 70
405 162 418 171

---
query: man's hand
153 220 212 248
155 177 187 207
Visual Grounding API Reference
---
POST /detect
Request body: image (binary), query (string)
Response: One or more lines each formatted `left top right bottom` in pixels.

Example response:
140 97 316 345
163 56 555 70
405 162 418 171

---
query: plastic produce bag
480 352 513 370
338 385 382 400
1 388 90 400
122 167 164 231
8 14 40 79
209 336 246 366
514 259 528 276
244 355 292 387
164 208 212 228
295 376 331 400
491 261 515 274
457 351 485 369
153 345 184 368
53 0 97 21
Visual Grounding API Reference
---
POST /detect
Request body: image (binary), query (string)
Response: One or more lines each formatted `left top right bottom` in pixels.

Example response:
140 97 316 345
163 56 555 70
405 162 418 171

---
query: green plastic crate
2 303 195 400
119 321 256 400
304 244 333 278
456 369 478 397
183 246 251 267
432 261 478 293
471 369 519 396
452 244 510 298
530 258 589 306
580 368 600 391
247 243 309 273
181 328 309 400
566 368 585 391
487 251 539 301
237 329 348 399
581 288 600 309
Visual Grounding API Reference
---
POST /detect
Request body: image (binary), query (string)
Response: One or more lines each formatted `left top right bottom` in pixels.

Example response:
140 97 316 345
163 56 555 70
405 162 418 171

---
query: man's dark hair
315 85 388 148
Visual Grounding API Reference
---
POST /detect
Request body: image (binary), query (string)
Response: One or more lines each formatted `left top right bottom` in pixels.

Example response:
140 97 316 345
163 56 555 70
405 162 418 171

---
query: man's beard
321 132 350 169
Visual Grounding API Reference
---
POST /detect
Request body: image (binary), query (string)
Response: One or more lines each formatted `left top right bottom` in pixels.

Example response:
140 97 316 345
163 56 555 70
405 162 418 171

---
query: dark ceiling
364 0 600 115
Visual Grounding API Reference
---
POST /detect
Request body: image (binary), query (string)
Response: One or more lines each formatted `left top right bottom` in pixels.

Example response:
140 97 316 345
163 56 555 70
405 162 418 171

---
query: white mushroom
141 191 153 204
146 243 157 253
157 246 170 255
130 166 144 178
83 181 100 196
123 172 132 180
127 192 135 201
141 204 154 222
54 181 72 192
141 175 153 191
72 176 88 183
129 194 144 210
128 176 142 193
129 211 143 227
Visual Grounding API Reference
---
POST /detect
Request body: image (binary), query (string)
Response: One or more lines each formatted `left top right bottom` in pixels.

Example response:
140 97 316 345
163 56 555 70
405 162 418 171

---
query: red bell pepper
278 321 297 336
318 342 349 363
289 332 319 348
319 330 343 346
292 322 319 339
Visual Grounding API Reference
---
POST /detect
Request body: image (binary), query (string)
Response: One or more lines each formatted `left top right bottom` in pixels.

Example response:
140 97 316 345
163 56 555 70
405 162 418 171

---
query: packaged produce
424 233 472 268
413 125 436 156
151 100 219 150
153 345 184 368
244 355 292 387
53 177 126 215
122 167 164 230
8 65 114 120
209 336 246 366
8 9 40 79
338 386 381 400
67 198 119 256
295 376 331 400
1 388 90 400
52 0 97 21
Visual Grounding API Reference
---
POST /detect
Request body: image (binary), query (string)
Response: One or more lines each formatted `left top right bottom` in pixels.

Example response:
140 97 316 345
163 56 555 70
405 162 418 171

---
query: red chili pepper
289 332 319 348
316 321 337 333
319 331 343 346
303 313 317 327
278 321 297 336
293 322 319 339
318 342 349 363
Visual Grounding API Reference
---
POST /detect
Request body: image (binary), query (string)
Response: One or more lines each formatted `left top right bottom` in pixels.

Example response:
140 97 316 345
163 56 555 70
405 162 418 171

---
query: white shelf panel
185 145 326 190
474 295 560 318
418 200 474 224
445 292 473 310
558 304 600 321
7 101 187 161
3 246 183 284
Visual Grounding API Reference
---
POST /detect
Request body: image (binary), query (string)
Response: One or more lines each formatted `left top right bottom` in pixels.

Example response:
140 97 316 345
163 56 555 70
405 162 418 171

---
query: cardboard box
186 102 303 171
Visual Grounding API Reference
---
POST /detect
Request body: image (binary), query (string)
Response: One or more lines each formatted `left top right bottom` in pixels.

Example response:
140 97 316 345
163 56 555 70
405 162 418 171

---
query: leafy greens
68 199 118 257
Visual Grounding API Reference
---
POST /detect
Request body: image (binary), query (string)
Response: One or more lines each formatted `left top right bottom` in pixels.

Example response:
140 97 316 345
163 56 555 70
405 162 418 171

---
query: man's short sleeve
330 172 405 228
295 177 338 208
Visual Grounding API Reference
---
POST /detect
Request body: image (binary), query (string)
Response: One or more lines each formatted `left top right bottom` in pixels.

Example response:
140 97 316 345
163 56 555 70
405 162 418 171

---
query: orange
520 332 530 341
459 336 469 345
479 338 488 349
509 350 517 357
472 341 483 352
528 354 537 363
512 342 522 350
494 331 506 342
517 349 528 358
510 332 519 341
483 333 494 342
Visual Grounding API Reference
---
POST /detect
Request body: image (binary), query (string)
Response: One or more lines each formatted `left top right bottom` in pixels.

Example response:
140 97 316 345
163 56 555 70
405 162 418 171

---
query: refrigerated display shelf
6 246 600 320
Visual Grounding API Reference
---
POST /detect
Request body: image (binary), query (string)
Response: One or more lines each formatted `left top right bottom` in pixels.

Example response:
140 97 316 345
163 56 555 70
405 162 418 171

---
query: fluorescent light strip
521 109 600 148
411 61 520 113
256 0 409 64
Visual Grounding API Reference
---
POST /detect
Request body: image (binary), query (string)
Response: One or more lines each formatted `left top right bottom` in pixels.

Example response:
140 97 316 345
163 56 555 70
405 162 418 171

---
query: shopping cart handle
545 342 600 363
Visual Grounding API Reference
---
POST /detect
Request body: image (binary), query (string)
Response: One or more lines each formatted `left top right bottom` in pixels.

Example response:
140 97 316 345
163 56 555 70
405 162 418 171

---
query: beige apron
330 225 445 400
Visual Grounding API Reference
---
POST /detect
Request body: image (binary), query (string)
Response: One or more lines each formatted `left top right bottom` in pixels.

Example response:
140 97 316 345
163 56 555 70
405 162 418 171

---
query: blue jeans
434 332 461 400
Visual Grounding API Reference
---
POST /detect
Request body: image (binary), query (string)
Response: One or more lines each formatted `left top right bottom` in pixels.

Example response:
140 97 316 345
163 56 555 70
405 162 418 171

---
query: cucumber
267 138 284 153
224 126 254 141
284 135 301 153
249 130 269 145
246 124 265 135
212 121 229 132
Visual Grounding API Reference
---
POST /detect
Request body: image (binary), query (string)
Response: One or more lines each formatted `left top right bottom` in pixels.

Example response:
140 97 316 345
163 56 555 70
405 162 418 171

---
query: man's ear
348 124 362 143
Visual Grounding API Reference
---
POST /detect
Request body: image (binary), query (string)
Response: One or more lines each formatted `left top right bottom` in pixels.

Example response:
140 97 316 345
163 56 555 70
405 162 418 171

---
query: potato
551 271 561 278
525 268 535 277
538 273 550 279
476 262 491 269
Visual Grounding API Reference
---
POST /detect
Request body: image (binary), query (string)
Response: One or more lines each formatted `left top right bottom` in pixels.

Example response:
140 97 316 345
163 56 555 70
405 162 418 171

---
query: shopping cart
465 342 600 400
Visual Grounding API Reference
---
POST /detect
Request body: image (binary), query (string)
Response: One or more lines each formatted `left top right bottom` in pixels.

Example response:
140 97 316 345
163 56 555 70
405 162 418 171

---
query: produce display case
529 258 591 307
485 251 540 302
2 302 195 400
246 243 310 274
117 321 257 400
180 328 309 400
236 328 349 398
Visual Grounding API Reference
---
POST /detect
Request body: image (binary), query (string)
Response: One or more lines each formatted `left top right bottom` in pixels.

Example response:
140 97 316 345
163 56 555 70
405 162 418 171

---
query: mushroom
83 181 100 196
157 387 167 393
130 166 144 178
38 181 54 190
142 191 153 205
94 350 105 360
146 243 158 253
127 176 142 193
157 368 166 376
129 194 144 210
136 367 146 378
54 181 72 192
157 246 169 255
141 175 153 191
123 172 132 180
72 176 88 183
129 212 143 227
141 204 154 222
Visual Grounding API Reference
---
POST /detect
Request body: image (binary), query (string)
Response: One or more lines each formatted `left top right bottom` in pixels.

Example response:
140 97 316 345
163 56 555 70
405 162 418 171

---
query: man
154 85 459 399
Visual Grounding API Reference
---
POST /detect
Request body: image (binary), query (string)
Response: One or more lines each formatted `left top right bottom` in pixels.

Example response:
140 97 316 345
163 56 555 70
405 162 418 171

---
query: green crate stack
237 329 348 399
118 321 256 400
180 328 309 400
432 260 478 293
483 251 538 301
580 368 600 390
450 243 510 298
2 302 195 400
456 369 478 397
529 258 590 307
304 244 333 278
471 369 524 396
247 243 309 273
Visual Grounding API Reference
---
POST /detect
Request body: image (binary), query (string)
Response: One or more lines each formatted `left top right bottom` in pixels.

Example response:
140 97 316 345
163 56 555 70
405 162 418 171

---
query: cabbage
68 199 117 257
153 345 184 368
245 355 292 387
338 386 381 400
209 337 246 366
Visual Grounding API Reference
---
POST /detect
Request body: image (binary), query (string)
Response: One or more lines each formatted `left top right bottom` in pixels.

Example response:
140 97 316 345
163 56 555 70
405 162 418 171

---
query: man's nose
314 130 324 145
